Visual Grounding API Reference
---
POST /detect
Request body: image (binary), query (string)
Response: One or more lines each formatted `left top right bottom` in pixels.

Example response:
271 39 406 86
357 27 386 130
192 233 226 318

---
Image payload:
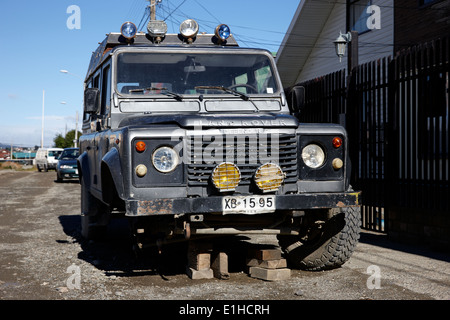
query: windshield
49 151 62 158
59 149 79 160
116 52 279 97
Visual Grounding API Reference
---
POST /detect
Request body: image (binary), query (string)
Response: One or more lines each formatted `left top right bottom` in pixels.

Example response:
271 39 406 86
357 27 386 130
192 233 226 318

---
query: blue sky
0 0 300 147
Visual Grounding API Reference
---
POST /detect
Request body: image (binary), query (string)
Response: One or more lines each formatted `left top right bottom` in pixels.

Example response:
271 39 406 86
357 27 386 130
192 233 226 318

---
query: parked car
56 148 79 182
35 148 64 172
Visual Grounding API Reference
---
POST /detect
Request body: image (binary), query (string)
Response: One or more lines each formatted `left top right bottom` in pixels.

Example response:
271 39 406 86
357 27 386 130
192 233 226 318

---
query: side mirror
287 85 305 114
84 88 100 114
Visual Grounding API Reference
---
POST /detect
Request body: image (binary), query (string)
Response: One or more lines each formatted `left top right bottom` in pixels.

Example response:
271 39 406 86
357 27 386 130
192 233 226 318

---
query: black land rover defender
78 20 361 271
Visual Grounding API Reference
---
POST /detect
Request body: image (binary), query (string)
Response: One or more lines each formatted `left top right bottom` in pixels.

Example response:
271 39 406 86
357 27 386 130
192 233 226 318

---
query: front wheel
278 206 361 271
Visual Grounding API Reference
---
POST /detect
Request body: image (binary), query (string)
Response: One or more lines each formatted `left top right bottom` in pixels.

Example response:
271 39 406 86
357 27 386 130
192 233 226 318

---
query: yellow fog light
211 163 241 192
254 163 284 192
135 164 148 177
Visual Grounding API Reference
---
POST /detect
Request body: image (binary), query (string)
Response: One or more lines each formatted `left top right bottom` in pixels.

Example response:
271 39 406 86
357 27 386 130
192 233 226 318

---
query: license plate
222 195 276 215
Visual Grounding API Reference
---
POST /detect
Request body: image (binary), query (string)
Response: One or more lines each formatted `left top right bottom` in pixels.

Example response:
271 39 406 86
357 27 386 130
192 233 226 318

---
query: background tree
53 130 82 148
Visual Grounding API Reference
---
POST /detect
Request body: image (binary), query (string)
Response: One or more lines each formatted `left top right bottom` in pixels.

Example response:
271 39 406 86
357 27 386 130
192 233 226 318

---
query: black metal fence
297 36 449 232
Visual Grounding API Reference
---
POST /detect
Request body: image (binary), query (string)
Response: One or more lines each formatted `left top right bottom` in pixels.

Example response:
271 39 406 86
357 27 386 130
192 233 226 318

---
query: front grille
187 133 298 187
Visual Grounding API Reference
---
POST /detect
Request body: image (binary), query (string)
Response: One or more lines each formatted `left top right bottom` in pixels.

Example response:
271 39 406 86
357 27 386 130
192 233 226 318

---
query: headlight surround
152 147 179 173
301 144 325 169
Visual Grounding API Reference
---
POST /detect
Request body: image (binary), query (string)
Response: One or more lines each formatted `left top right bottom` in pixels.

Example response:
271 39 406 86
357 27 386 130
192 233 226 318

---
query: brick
211 252 230 280
246 258 287 269
186 267 214 280
248 248 282 261
187 240 213 271
249 267 291 281
187 252 211 271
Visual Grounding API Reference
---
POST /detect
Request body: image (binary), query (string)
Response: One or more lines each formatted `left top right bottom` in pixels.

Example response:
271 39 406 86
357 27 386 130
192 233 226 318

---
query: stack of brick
246 248 290 281
186 241 230 280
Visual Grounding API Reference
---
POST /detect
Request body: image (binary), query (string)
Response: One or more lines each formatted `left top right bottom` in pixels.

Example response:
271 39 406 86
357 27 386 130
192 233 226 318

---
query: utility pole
150 0 156 21
41 89 45 148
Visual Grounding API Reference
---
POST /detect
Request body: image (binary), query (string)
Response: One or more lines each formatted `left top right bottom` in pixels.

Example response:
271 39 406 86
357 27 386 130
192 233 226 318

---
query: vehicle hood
118 113 299 129
58 159 77 166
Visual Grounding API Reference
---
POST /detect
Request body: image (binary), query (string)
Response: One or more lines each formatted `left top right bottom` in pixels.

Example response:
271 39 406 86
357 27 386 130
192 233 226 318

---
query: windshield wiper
129 87 183 101
195 86 250 101
195 86 260 112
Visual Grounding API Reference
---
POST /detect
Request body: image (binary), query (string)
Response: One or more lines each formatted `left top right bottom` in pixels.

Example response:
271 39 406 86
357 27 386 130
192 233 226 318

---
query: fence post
346 31 359 189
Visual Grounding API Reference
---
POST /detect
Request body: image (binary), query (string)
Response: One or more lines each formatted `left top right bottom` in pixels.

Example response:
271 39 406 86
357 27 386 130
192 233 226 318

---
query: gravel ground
1 170 449 308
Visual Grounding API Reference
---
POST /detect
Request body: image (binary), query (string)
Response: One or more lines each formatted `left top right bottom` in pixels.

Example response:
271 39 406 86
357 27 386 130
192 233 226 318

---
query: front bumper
125 191 361 217
58 168 79 179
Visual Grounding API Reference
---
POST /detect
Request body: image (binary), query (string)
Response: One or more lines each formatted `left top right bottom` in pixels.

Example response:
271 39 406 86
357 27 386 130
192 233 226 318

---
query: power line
193 0 221 24
163 0 189 22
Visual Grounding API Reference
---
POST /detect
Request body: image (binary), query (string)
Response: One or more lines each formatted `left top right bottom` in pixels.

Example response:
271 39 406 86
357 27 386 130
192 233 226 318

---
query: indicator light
136 165 148 177
332 158 344 170
135 141 146 153
332 137 343 149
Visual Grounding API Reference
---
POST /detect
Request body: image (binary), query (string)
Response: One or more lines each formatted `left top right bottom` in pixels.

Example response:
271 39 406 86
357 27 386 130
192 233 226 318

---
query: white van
35 148 64 172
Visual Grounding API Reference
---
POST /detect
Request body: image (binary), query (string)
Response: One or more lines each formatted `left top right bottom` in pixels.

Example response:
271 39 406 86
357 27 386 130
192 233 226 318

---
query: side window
93 74 100 90
348 0 372 34
101 65 111 115
84 78 93 122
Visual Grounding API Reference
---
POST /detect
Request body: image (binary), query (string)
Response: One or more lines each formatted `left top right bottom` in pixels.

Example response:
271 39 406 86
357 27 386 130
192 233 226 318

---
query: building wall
297 0 394 83
395 0 450 52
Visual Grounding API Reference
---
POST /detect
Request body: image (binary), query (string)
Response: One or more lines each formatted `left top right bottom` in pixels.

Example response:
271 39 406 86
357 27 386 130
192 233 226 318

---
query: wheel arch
101 147 125 206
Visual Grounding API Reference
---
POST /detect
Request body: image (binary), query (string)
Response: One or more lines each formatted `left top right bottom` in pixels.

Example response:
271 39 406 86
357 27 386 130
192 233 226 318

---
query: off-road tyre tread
280 206 361 271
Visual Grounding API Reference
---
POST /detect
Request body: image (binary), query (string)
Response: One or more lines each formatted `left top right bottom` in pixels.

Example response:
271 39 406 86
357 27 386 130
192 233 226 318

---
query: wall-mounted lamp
334 32 352 63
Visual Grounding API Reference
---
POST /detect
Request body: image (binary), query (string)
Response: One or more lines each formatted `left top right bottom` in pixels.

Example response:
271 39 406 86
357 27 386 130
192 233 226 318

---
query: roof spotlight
215 24 231 42
147 20 167 43
121 22 137 40
180 19 199 42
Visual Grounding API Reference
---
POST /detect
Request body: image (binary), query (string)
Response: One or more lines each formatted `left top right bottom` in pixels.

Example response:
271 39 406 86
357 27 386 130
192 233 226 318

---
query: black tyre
278 206 361 271
80 176 109 240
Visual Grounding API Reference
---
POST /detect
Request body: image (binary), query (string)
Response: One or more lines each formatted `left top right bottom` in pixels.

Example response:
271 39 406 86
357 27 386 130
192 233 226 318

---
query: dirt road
1 170 449 305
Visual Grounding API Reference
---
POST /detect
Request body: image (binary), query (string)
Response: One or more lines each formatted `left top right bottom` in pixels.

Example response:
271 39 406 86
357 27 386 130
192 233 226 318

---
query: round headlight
215 24 231 41
302 144 325 169
152 147 179 173
180 19 199 39
121 22 137 40
254 163 284 192
211 163 241 192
